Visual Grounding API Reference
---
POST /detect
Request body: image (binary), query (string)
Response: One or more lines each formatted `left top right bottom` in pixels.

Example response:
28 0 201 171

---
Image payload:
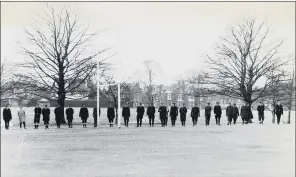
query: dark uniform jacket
66 107 74 120
191 107 200 118
257 105 265 116
3 108 12 121
179 107 187 120
158 106 167 119
205 106 212 117
274 104 283 116
170 106 178 118
147 106 155 118
122 106 131 118
79 107 89 119
42 108 50 121
226 105 233 117
240 106 251 118
137 106 145 119
214 105 222 116
107 107 115 119
233 106 239 118
34 107 42 118
93 107 101 118
54 107 64 121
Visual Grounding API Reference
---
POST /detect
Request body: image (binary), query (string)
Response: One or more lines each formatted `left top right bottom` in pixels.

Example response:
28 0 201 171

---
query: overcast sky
1 2 295 85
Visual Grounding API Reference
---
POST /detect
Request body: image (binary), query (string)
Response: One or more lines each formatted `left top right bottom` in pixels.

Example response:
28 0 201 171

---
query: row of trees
1 6 294 124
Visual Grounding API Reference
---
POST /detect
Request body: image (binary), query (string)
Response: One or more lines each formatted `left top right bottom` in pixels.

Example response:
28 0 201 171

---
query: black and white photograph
1 1 295 177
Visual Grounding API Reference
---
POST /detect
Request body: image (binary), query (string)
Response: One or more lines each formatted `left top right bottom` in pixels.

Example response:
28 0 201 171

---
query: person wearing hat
179 103 187 126
191 103 200 126
170 103 178 127
158 103 167 127
214 102 222 126
42 105 50 129
205 102 212 126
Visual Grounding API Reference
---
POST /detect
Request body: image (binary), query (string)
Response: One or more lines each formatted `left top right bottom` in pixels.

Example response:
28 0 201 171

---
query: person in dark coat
179 103 187 127
66 105 74 128
257 102 265 124
274 102 283 124
42 105 50 129
3 104 12 130
107 105 115 127
93 106 100 128
122 103 131 127
165 106 169 126
158 103 167 127
191 103 200 126
226 103 233 125
34 104 42 129
136 103 145 127
214 102 222 126
232 103 239 124
147 103 155 127
205 102 212 126
54 105 63 128
170 103 178 127
241 103 251 124
79 104 89 128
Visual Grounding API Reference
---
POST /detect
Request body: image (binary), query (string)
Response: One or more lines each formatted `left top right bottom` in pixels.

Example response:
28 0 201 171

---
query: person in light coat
18 106 26 129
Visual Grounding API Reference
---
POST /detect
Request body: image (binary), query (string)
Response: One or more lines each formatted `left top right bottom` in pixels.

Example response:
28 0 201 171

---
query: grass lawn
1 109 295 177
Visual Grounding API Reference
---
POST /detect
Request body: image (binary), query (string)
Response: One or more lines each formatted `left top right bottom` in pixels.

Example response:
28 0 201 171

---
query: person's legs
152 118 154 127
149 116 152 127
217 116 220 125
94 116 97 127
277 114 281 124
137 117 140 127
233 117 237 124
23 122 26 129
68 119 71 127
20 122 22 128
140 118 142 127
215 115 218 125
37 118 40 129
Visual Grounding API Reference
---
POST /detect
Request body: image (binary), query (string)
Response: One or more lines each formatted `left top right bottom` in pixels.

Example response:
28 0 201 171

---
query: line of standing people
2 101 285 129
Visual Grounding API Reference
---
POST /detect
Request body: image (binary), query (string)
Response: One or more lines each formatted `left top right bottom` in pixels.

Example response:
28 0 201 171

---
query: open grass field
1 107 295 177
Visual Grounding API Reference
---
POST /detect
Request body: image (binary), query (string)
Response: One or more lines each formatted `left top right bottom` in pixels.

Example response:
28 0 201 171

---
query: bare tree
265 68 287 123
206 18 291 106
141 60 161 106
100 75 133 124
14 6 110 123
280 69 295 124
0 58 13 98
